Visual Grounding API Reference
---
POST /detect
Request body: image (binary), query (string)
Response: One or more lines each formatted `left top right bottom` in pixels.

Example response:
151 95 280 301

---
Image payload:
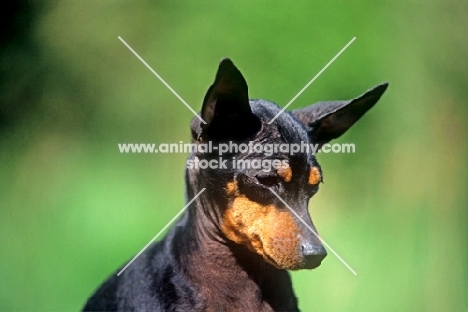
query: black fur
83 58 388 311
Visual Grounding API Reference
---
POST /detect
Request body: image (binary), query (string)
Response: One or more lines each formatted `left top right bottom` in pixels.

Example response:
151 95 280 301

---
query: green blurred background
1 1 466 311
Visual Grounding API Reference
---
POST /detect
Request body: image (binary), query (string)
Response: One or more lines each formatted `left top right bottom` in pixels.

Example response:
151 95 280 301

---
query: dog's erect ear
201 58 250 124
292 83 388 147
192 58 260 142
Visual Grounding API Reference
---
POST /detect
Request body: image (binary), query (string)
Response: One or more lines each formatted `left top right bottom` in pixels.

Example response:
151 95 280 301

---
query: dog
83 58 388 311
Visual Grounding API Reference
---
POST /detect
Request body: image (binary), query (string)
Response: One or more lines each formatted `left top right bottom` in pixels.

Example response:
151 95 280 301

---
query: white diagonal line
268 37 356 124
118 36 206 124
117 188 206 276
269 188 357 275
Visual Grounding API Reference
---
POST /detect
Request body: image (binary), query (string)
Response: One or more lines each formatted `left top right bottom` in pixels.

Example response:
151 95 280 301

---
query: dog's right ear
191 58 261 142
292 83 388 148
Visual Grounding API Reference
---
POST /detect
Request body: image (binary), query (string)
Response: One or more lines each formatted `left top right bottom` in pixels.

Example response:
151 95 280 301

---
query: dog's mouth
262 250 325 270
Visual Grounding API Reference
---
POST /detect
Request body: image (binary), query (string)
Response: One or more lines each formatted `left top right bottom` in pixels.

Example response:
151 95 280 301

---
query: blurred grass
0 1 467 311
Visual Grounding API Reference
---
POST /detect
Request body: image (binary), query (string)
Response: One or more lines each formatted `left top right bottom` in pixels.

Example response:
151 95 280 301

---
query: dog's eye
255 175 280 187
309 184 319 196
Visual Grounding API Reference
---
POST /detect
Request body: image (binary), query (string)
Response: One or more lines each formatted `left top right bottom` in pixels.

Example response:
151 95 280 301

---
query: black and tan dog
83 59 388 311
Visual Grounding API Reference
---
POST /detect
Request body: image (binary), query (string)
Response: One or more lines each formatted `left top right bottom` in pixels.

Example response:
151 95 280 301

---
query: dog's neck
167 187 298 311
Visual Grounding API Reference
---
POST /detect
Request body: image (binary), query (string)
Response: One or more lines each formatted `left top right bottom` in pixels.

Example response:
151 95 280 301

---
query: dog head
188 58 388 270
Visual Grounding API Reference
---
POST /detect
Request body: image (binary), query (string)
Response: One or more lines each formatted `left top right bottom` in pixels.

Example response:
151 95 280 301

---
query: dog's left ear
292 83 388 147
191 58 261 142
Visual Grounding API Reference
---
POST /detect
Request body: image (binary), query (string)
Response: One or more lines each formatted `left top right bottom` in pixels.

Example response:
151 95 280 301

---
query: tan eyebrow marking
277 166 292 182
308 167 321 185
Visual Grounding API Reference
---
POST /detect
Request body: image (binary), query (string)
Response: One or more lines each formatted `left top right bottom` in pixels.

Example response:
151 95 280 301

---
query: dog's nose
301 243 327 269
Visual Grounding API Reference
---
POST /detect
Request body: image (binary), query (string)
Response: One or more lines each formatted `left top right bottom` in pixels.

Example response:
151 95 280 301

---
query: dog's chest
197 285 275 312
